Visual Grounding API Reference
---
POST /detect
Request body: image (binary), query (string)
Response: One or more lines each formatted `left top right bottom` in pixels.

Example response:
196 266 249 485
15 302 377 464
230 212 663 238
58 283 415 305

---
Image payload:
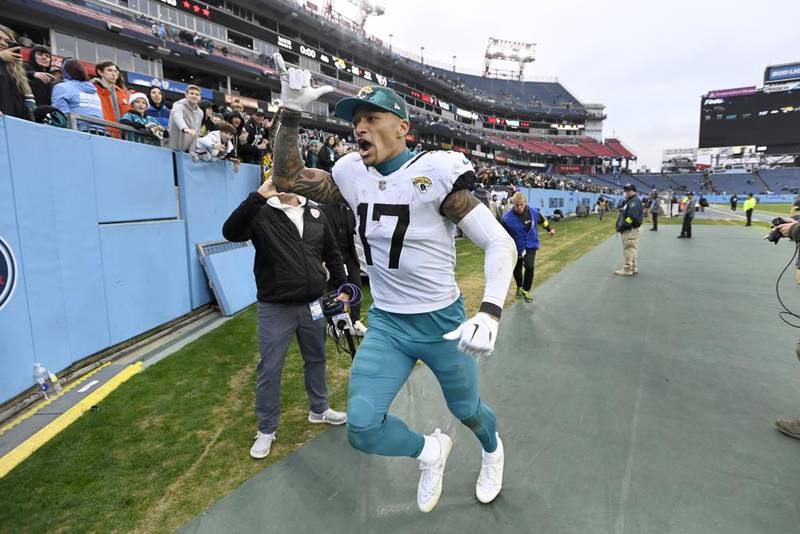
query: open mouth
357 139 373 154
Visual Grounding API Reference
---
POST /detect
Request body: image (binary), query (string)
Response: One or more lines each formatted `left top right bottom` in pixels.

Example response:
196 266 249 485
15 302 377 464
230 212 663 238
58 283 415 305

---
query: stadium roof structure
605 138 637 160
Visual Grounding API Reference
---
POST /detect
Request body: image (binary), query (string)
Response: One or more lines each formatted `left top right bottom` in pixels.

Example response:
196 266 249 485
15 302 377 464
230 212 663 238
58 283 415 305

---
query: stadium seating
712 172 769 194
760 168 800 192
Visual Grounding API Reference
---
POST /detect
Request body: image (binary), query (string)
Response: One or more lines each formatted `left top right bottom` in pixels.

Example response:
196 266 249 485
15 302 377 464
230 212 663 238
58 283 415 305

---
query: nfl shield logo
310 208 320 219
378 180 387 191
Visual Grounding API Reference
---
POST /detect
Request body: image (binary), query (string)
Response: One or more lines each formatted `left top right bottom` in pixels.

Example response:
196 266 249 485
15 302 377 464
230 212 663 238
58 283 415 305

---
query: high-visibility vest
744 197 757 211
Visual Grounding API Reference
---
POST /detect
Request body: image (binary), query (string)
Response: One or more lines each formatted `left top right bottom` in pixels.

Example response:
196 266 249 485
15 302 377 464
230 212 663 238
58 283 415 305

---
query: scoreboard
699 88 800 149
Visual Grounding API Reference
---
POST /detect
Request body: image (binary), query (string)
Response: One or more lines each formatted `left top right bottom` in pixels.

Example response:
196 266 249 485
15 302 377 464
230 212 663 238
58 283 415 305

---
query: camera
766 216 800 244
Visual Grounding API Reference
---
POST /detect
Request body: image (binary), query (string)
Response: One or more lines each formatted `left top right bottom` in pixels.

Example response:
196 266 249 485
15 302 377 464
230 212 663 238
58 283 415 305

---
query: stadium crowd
0 23 619 195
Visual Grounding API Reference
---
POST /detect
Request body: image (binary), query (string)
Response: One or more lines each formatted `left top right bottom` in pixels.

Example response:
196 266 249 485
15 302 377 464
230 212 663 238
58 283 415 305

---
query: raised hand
273 52 333 111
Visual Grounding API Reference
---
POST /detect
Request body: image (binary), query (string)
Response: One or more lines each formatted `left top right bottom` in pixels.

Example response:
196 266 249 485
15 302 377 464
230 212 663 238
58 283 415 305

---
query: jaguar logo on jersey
0 236 17 311
357 86 374 99
412 176 433 194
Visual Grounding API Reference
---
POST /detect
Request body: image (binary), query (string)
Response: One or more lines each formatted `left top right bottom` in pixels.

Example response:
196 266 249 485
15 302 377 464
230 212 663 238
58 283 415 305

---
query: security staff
648 189 662 231
730 194 739 212
677 191 695 238
615 183 644 276
743 193 757 226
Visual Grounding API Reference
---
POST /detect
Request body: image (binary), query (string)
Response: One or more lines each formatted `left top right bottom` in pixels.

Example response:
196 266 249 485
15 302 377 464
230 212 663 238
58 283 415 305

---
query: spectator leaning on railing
146 86 170 128
193 121 239 172
0 24 35 120
120 92 167 140
50 59 103 120
92 60 130 122
25 45 55 107
167 85 203 152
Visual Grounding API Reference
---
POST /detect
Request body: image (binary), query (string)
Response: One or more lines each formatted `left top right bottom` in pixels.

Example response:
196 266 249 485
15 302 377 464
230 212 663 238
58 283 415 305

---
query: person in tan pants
615 184 644 276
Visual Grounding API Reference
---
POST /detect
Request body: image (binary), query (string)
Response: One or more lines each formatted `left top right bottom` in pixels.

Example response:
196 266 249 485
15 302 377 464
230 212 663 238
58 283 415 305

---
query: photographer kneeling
772 219 800 440
223 178 349 459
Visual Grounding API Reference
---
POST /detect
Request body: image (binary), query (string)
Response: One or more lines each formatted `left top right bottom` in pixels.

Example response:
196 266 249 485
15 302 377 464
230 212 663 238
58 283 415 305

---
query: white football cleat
417 429 453 513
476 434 504 503
249 431 276 459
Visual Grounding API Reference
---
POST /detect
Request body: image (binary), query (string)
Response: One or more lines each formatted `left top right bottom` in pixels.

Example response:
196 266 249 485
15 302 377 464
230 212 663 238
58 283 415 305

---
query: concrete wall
0 116 260 403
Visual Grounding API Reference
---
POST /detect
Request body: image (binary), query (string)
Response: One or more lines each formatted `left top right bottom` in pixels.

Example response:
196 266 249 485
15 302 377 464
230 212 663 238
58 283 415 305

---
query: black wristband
479 301 502 319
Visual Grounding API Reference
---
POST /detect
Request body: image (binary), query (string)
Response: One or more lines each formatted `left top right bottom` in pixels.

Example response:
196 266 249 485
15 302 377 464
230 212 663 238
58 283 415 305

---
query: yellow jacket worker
743 194 757 226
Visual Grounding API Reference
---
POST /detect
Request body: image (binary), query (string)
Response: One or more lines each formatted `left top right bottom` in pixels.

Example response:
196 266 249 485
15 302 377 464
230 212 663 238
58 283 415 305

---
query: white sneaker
250 431 276 459
308 408 347 425
417 429 453 513
352 320 368 337
476 434 504 504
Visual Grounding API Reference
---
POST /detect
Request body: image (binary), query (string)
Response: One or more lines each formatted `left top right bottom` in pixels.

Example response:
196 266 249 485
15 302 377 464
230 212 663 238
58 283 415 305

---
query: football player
270 54 516 512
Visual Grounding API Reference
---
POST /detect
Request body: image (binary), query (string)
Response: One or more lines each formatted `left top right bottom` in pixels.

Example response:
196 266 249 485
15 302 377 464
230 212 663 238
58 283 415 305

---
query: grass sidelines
0 214 617 533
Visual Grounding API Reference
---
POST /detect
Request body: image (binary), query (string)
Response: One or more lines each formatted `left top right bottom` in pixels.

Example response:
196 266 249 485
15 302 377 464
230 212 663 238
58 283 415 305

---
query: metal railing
67 113 163 147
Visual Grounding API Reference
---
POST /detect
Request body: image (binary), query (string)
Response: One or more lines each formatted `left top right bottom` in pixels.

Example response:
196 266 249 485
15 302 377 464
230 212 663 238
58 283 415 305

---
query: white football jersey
332 150 474 313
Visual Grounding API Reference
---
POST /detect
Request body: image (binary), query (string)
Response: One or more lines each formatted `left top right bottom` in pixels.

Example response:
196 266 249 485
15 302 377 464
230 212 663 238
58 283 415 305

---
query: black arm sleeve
438 170 477 216
537 211 551 229
321 213 347 290
222 192 266 242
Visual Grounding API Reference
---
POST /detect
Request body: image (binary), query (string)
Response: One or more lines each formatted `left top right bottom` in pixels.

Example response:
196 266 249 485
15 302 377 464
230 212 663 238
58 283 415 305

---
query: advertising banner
765 63 800 84
127 72 214 99
707 86 758 98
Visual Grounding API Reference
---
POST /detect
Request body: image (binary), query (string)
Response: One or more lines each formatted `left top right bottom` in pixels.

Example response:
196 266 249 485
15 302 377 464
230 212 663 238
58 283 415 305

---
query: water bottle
34 363 50 399
48 370 63 394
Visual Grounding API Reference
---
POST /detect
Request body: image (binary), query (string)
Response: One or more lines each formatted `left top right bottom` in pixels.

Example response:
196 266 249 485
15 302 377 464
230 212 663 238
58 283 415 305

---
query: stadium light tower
325 0 386 33
483 37 536 80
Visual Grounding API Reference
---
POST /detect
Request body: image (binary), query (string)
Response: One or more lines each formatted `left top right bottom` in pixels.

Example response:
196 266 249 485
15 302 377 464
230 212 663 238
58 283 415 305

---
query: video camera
766 216 800 244
321 290 358 358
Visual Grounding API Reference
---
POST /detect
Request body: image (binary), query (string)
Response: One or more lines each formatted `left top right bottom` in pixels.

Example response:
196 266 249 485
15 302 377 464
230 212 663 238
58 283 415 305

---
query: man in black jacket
615 183 644 276
223 178 348 460
319 200 367 336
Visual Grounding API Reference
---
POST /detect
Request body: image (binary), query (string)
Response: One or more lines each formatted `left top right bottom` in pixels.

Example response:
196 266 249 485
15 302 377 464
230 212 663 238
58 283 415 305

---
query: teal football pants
346 308 498 457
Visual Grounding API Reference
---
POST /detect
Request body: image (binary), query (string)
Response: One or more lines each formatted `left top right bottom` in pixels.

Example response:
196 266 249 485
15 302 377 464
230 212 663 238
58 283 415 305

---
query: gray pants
256 301 329 434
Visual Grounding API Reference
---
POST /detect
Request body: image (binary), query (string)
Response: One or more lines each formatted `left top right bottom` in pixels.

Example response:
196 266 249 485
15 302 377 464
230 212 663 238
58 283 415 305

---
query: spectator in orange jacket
92 60 129 122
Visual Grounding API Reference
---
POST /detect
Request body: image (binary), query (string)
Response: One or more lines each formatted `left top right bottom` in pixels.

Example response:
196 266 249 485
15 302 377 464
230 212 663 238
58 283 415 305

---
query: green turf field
0 214 618 533
713 203 794 216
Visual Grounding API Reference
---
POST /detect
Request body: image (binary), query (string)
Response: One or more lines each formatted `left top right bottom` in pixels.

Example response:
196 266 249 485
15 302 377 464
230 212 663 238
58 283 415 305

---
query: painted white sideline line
77 380 100 393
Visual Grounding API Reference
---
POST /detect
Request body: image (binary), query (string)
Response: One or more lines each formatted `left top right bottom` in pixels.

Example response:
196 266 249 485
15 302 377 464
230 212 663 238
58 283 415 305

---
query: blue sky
361 0 798 170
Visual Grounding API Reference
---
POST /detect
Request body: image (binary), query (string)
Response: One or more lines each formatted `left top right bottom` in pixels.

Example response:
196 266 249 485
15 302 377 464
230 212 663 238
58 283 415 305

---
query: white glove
273 53 333 111
443 312 499 357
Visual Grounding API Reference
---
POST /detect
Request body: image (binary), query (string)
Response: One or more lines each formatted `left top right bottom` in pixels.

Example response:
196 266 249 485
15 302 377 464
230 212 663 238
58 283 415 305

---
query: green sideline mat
181 226 800 533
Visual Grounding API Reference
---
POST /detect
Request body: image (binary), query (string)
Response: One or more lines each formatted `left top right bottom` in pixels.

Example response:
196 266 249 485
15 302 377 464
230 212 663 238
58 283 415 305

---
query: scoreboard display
699 89 800 149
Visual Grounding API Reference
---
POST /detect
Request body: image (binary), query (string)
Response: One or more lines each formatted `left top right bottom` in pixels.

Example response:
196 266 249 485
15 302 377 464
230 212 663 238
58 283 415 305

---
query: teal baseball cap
335 85 409 123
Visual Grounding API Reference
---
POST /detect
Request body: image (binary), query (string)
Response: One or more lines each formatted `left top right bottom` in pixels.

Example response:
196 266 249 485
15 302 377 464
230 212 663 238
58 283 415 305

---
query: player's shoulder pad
332 152 363 175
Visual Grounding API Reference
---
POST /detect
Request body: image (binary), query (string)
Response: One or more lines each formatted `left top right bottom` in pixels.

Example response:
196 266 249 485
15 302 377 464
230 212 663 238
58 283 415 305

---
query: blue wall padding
0 118 38 398
5 119 111 374
176 154 260 309
99 221 191 344
91 135 177 223
201 245 257 316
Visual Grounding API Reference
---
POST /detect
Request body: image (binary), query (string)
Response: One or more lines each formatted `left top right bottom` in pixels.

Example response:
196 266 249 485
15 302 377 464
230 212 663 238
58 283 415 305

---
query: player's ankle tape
479 302 502 319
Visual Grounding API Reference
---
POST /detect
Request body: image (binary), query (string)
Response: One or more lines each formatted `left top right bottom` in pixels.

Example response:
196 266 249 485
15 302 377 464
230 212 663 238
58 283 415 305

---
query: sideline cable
776 242 800 328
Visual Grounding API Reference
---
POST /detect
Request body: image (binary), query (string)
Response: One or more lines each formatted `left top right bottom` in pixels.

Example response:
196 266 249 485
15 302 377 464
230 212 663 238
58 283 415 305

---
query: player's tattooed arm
441 189 482 224
271 107 344 204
